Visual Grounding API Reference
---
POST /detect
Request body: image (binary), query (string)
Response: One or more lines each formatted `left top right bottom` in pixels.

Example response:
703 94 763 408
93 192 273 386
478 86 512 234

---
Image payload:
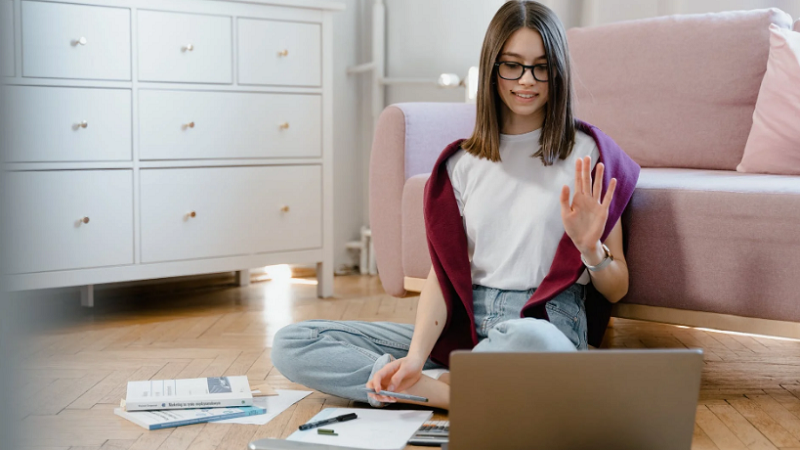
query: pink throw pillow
737 24 800 175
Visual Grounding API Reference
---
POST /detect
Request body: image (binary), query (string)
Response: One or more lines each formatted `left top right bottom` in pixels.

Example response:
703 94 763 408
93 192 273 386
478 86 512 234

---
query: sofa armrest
369 103 475 296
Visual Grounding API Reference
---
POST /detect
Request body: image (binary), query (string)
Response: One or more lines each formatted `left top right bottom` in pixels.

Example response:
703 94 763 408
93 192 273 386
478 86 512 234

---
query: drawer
2 0 13 77
3 170 134 274
139 90 321 160
140 166 322 263
238 19 321 86
21 1 131 80
138 10 231 83
2 85 132 162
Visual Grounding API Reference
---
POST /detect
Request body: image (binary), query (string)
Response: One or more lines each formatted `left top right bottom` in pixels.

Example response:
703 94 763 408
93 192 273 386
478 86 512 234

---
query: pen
364 388 429 403
298 412 358 431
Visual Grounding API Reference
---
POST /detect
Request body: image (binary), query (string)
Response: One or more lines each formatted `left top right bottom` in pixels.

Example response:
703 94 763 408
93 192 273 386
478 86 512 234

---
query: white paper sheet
286 407 433 450
218 389 312 425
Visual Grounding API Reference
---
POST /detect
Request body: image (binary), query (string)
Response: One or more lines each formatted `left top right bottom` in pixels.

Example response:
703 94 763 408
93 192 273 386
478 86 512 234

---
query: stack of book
114 376 266 430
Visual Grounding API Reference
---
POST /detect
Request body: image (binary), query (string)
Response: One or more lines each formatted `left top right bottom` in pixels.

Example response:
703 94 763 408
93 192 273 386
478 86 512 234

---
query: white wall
380 0 800 106
331 0 370 271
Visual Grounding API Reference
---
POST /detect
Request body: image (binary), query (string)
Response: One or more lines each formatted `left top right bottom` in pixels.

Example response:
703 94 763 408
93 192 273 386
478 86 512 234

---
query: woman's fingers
602 178 618 209
574 158 583 194
389 367 409 392
368 362 400 403
582 156 592 196
593 163 604 202
560 185 571 216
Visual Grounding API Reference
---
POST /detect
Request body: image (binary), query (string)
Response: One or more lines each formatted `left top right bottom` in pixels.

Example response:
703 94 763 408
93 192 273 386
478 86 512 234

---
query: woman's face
496 27 549 128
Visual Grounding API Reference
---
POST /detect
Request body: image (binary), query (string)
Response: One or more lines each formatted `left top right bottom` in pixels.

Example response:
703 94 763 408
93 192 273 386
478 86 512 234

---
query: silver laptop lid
449 349 703 450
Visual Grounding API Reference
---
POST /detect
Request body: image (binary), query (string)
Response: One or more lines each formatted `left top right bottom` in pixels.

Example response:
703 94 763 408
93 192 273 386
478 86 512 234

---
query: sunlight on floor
673 324 800 342
253 264 319 285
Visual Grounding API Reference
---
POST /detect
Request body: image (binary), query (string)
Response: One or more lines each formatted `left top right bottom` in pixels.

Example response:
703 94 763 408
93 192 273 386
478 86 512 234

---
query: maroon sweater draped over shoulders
423 120 641 367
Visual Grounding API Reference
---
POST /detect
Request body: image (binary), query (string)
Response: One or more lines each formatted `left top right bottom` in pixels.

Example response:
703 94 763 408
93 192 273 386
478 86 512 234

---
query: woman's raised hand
559 156 617 255
366 355 425 403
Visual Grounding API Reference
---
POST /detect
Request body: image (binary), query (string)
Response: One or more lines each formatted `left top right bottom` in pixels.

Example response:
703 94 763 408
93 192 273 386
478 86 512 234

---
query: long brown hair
462 0 576 165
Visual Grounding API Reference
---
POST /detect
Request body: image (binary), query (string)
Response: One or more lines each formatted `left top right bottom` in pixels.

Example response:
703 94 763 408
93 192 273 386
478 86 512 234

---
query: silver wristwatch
581 243 614 272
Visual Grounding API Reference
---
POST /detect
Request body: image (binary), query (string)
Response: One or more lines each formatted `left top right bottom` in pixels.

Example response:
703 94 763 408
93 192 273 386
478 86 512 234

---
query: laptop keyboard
407 420 449 446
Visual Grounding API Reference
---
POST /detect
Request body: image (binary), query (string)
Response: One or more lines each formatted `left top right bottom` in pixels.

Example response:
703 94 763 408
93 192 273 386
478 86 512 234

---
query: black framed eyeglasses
494 61 549 82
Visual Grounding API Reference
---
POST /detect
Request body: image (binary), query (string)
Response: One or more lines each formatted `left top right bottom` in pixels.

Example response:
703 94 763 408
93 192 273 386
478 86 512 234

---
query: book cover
115 405 266 430
123 376 253 411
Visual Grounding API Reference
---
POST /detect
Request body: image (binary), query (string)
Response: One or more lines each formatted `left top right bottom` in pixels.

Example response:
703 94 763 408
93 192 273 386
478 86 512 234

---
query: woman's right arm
367 266 448 398
408 266 448 361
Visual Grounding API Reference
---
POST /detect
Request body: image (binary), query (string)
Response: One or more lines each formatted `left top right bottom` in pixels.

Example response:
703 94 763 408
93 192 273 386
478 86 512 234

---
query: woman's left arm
560 155 629 303
579 220 628 303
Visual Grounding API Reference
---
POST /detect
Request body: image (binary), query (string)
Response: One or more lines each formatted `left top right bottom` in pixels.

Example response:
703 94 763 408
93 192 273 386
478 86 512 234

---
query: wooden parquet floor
8 273 800 450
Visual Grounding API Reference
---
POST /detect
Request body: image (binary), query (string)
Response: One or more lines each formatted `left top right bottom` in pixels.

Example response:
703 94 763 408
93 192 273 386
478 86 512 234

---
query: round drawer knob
189 211 197 218
79 120 88 129
279 122 290 130
184 121 195 129
280 205 290 213
80 217 90 224
182 44 194 52
72 37 87 46
278 49 289 57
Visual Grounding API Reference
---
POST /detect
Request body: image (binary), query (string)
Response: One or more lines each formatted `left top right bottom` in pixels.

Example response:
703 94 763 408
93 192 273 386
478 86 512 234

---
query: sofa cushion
737 25 800 176
623 168 800 322
568 9 793 171
402 167 800 323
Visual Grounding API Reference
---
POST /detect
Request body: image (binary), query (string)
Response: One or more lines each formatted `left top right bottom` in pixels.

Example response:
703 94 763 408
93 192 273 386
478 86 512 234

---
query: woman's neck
500 107 545 135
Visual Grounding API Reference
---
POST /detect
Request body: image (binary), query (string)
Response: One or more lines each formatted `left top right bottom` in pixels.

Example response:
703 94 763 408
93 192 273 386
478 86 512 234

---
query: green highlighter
317 429 338 436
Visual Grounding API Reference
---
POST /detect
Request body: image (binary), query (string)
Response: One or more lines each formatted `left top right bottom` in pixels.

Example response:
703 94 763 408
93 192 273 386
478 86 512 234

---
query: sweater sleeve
445 151 466 216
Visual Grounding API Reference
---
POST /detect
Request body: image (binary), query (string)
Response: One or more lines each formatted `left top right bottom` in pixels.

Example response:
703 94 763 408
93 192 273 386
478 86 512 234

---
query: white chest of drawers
1 0 342 299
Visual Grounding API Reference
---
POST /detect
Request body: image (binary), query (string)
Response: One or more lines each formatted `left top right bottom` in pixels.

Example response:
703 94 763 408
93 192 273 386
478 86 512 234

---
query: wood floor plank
747 395 800 441
154 423 205 450
22 371 112 417
224 350 264 377
127 429 174 450
99 365 165 405
199 351 242 378
215 424 259 450
251 404 297 441
696 405 749 450
245 349 273 382
279 399 325 439
68 369 137 409
707 403 778 450
693 424 721 450
101 439 137 449
175 359 214 379
185 424 232 450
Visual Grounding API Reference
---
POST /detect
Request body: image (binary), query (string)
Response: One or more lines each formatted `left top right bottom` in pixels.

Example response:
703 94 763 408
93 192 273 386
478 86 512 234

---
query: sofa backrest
392 102 476 180
568 9 793 170
794 18 800 32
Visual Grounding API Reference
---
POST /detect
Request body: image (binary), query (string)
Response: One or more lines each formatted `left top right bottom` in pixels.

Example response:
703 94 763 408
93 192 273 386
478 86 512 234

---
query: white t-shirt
445 128 600 291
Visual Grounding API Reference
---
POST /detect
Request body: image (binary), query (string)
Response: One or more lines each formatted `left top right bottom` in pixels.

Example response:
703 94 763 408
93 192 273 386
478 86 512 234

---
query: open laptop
448 349 704 450
250 349 703 450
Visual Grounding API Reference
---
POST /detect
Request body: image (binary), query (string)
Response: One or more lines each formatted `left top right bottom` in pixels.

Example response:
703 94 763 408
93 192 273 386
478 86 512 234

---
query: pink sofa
369 9 800 338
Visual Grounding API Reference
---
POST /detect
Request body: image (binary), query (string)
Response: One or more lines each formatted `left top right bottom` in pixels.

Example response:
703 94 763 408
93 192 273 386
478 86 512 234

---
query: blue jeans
271 284 588 404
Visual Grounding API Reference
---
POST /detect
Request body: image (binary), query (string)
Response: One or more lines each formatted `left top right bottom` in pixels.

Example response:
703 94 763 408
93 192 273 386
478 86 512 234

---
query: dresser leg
316 261 334 298
236 269 251 287
80 285 94 308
